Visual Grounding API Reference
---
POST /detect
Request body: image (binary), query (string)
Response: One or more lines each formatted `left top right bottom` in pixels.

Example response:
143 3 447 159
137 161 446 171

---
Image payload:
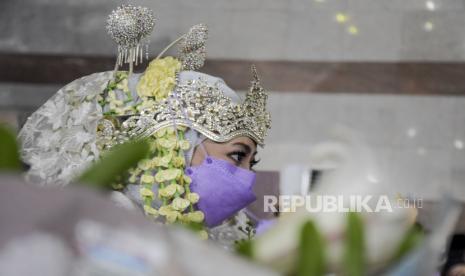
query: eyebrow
232 142 257 155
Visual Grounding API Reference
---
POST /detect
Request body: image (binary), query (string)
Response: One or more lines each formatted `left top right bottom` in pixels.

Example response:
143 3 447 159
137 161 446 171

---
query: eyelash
250 158 260 168
228 151 260 168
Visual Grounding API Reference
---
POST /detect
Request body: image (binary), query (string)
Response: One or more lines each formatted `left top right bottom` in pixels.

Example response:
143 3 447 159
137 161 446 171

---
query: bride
18 5 271 249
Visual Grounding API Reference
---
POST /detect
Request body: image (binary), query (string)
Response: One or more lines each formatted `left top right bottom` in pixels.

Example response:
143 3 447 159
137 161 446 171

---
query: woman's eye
229 151 246 163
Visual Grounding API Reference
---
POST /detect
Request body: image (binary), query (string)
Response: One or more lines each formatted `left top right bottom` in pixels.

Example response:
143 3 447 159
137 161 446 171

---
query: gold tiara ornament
118 65 271 146
107 5 156 73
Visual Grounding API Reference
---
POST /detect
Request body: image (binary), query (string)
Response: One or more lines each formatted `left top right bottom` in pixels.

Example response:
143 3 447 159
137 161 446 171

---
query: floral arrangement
98 56 207 238
99 71 134 116
136 56 181 100
131 126 207 239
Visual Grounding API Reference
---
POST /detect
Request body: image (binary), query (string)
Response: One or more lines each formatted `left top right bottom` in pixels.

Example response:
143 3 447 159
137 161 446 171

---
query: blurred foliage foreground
0 124 424 276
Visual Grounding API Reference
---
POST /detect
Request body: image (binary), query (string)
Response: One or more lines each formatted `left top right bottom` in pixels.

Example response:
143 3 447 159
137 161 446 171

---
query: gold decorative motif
116 66 271 146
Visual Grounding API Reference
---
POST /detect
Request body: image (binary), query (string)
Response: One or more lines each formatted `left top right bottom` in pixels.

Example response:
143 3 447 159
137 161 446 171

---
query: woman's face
190 136 259 170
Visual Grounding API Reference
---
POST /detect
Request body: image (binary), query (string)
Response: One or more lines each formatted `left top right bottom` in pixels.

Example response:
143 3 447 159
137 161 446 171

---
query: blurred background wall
1 0 464 200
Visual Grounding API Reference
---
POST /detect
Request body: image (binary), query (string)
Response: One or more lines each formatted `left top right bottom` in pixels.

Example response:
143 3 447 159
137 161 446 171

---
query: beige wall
259 92 465 200
2 0 465 61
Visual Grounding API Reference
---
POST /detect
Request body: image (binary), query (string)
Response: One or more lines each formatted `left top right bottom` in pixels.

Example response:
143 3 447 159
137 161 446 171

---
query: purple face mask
186 156 257 227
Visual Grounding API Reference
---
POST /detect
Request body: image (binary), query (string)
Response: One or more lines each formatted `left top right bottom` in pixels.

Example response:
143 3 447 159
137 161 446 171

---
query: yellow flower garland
136 57 182 100
101 56 206 235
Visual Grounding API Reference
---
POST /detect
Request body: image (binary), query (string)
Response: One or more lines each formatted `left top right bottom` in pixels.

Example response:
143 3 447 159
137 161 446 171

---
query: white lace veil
19 72 111 187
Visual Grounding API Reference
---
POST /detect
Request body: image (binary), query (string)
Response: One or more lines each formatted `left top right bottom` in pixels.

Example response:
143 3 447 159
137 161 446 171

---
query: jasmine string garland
97 57 207 239
134 126 207 238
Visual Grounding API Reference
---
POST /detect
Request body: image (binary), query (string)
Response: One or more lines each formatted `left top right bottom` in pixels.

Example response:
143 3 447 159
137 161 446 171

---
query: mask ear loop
193 136 209 160
167 75 209 161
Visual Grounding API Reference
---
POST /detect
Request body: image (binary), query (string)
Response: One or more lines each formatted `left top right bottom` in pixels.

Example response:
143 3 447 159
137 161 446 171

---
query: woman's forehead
226 137 257 152
205 136 257 151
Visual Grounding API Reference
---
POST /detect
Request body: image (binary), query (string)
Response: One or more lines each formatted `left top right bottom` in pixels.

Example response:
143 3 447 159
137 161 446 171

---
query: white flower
60 128 94 153
70 102 95 126
29 152 62 180
40 96 69 130
36 130 61 150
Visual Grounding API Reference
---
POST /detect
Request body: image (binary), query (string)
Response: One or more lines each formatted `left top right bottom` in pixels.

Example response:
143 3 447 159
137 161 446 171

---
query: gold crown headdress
118 65 271 147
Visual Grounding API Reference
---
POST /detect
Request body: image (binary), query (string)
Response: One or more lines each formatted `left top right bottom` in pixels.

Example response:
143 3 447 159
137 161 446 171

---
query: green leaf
77 139 150 190
0 124 21 171
391 223 424 263
181 221 204 232
344 212 365 276
235 239 254 259
296 220 326 276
